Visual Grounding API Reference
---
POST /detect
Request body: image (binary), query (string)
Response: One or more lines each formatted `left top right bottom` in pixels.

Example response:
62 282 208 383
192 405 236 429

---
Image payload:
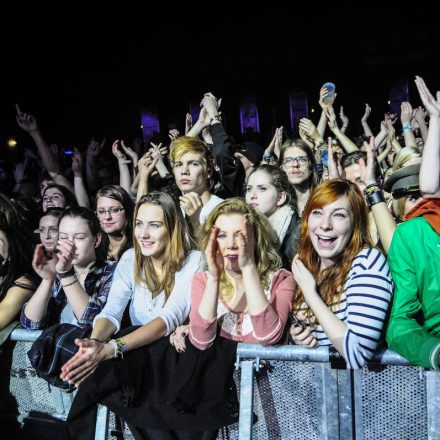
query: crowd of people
1 76 439 439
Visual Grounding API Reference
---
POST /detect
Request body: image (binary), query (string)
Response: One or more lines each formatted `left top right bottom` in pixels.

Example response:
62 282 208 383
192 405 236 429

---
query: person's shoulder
207 194 224 208
396 216 432 235
350 247 389 275
118 248 135 264
270 268 294 287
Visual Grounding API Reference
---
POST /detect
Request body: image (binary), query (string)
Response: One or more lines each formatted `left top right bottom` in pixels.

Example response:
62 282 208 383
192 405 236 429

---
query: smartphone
289 314 307 329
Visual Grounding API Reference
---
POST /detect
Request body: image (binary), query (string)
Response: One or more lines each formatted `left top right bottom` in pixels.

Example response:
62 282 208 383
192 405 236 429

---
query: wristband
57 267 75 278
210 115 222 123
262 154 272 161
61 277 78 288
367 191 385 208
403 125 412 131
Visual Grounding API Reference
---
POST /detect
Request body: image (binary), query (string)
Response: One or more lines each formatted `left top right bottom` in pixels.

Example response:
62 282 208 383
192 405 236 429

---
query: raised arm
401 102 418 148
325 105 359 153
111 140 132 193
361 103 374 137
72 149 90 208
414 76 440 196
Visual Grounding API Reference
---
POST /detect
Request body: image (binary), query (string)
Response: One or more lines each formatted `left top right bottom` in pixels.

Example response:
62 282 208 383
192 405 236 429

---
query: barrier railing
4 330 440 439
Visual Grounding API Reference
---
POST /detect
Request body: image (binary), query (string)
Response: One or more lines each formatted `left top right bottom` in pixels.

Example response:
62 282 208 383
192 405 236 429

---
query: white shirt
93 249 204 335
199 194 224 224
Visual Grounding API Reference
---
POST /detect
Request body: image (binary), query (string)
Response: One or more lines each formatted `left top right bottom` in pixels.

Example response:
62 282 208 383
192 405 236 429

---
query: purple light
289 92 308 133
140 107 160 145
189 103 201 126
239 96 260 135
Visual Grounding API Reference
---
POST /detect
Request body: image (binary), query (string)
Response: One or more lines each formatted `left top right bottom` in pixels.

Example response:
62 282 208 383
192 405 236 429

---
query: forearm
304 290 347 355
197 275 220 322
403 128 417 149
86 161 100 193
417 118 429 141
362 122 374 138
317 111 327 138
91 317 117 341
186 120 205 138
242 265 269 315
118 162 132 193
23 279 53 323
331 127 359 153
30 130 60 173
420 116 440 196
155 160 170 178
370 202 397 255
73 176 90 208
377 142 392 164
374 129 387 149
61 275 93 321
118 318 167 352
391 138 402 153
136 174 149 202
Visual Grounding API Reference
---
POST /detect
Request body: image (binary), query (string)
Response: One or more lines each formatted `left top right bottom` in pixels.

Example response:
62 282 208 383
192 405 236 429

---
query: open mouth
317 235 337 249
141 241 154 248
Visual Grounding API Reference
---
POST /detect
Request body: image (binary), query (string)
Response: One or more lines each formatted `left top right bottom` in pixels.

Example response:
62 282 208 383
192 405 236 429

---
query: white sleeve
93 249 134 333
158 251 204 335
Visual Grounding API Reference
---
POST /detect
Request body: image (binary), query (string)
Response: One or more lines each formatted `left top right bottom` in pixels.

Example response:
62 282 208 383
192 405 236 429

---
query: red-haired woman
289 179 393 369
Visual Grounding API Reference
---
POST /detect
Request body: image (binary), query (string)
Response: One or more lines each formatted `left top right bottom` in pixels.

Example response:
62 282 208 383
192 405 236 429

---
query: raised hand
205 226 224 279
359 137 377 187
185 113 193 134
55 239 76 273
339 106 349 127
319 86 337 110
138 151 159 178
120 140 139 168
299 119 320 143
361 103 372 122
169 129 180 143
13 161 27 184
324 105 338 131
86 138 105 159
414 76 440 118
32 244 58 280
400 102 413 126
111 140 131 164
291 254 317 297
236 215 256 270
72 148 83 176
179 192 203 221
15 104 38 133
200 92 221 120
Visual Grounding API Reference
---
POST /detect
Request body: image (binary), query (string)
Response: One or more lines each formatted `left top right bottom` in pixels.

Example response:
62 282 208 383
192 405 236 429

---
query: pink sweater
188 269 294 350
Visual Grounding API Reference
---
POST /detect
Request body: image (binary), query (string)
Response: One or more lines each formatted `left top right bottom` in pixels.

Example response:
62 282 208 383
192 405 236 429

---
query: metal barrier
4 331 440 440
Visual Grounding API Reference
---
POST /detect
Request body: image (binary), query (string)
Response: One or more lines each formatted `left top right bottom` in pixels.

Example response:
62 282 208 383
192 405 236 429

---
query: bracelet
367 191 385 208
57 267 75 278
210 115 222 123
115 337 127 354
403 125 412 131
61 277 78 288
109 338 126 358
363 183 381 196
90 337 108 343
315 140 327 153
108 339 118 358
262 154 272 161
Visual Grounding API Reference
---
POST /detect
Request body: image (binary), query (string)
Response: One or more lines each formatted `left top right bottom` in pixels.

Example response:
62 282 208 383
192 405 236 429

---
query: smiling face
172 152 209 195
245 170 285 218
38 214 59 251
307 195 354 269
134 203 168 262
42 187 66 211
214 213 247 273
58 216 99 268
96 196 126 236
281 146 311 186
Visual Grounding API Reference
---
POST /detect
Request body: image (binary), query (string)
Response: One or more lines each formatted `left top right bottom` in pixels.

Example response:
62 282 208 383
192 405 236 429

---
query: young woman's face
281 146 311 186
307 195 354 269
58 217 99 267
245 170 285 218
134 203 168 260
215 213 247 273
40 179 54 196
96 196 126 236
42 187 66 211
38 214 59 251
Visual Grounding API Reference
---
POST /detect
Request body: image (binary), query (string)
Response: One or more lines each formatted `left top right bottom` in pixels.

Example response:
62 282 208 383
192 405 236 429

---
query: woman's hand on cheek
237 215 256 270
55 239 76 273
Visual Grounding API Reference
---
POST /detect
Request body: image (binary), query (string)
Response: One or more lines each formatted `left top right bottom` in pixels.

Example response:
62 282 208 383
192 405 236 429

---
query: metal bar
426 370 440 440
10 329 42 342
352 369 364 440
237 344 412 366
238 360 255 440
337 369 354 440
94 404 110 440
319 363 339 440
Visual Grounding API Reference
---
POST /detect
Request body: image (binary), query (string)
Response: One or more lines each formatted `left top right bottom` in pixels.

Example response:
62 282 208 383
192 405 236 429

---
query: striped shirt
306 247 393 369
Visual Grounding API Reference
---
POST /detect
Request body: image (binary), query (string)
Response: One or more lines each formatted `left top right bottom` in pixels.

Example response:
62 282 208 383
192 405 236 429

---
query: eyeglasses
96 207 125 216
281 156 309 167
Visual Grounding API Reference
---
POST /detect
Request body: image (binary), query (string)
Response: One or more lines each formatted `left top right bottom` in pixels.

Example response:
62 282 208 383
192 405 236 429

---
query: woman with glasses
279 139 319 217
95 185 134 261
245 164 300 267
21 207 116 330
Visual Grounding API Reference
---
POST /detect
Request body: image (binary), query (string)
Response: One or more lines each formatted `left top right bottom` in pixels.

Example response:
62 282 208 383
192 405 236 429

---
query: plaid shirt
21 260 117 330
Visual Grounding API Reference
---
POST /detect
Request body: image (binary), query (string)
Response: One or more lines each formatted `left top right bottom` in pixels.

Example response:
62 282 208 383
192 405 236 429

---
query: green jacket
386 217 440 370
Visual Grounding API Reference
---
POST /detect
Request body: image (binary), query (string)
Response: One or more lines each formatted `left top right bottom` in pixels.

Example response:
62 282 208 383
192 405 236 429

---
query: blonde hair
133 192 196 300
392 147 421 171
199 198 282 301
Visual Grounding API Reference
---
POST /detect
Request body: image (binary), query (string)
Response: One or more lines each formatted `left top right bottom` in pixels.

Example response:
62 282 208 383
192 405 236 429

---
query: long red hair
292 179 373 320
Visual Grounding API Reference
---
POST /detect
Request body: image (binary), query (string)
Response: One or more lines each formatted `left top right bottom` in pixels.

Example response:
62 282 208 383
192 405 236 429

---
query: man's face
172 152 209 195
343 163 366 192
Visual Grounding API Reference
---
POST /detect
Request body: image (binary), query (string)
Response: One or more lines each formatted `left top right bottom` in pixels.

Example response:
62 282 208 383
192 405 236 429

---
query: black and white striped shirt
312 247 393 369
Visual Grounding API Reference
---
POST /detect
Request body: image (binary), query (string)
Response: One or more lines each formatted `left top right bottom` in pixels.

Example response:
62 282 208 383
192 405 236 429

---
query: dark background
1 7 439 159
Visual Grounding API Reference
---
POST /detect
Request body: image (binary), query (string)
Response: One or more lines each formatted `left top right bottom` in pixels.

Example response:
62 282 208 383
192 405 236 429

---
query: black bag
27 323 91 390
